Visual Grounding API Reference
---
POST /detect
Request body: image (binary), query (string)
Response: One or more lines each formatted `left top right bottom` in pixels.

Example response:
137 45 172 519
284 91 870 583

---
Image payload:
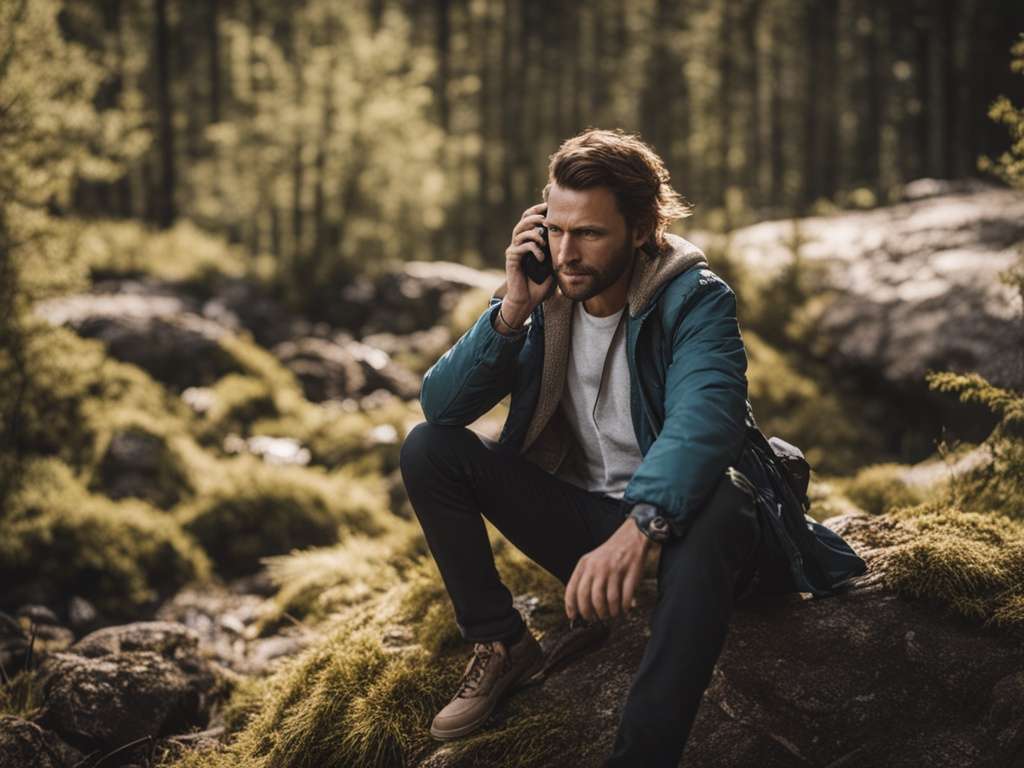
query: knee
399 420 466 481
399 420 436 477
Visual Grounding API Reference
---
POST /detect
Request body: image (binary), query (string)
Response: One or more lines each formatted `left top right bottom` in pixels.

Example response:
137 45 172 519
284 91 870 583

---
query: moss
199 374 278 442
3 323 191 473
218 333 302 397
178 459 387 578
878 500 1024 635
260 523 423 628
1 458 210 618
840 463 925 516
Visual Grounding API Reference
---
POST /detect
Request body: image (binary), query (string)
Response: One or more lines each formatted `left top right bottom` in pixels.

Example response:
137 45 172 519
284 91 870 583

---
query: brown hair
543 128 694 257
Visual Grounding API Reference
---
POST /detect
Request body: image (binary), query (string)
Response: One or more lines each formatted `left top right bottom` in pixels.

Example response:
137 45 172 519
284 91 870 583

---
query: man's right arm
419 297 532 426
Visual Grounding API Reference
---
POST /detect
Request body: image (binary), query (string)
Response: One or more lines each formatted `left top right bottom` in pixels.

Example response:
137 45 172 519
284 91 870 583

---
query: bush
0 458 210 618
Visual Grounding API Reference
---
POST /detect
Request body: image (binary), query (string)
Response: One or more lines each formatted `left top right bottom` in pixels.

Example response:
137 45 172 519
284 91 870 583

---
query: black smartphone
523 223 553 284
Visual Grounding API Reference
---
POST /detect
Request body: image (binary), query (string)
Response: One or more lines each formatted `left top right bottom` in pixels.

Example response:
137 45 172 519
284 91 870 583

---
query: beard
557 231 636 303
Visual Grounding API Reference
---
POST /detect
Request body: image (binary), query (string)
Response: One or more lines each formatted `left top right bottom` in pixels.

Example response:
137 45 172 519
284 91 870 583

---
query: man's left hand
565 518 661 622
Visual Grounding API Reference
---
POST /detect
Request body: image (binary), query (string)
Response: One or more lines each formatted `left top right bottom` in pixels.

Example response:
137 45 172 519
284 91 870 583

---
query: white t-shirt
555 301 644 498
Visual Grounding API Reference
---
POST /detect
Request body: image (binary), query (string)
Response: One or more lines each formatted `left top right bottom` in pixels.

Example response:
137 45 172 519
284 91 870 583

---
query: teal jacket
420 234 866 597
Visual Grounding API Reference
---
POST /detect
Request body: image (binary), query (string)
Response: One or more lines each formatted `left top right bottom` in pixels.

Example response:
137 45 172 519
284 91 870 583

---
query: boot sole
429 652 546 741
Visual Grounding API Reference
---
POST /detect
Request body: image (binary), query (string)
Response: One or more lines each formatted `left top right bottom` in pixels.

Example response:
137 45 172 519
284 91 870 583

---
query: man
400 128 769 766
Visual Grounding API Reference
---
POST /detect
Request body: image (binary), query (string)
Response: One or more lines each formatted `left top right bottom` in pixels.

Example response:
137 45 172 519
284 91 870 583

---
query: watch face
649 515 670 540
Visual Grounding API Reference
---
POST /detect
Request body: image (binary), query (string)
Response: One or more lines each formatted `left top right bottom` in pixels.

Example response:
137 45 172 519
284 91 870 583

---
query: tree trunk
154 0 176 228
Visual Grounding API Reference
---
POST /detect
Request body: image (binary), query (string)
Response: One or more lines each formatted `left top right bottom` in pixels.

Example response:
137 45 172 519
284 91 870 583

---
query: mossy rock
196 374 279 443
252 395 419 475
1 323 190 473
178 461 386 578
91 424 194 509
0 458 210 619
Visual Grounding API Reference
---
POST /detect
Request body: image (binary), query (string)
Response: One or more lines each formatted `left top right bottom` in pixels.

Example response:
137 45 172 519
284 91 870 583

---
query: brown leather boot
429 628 544 740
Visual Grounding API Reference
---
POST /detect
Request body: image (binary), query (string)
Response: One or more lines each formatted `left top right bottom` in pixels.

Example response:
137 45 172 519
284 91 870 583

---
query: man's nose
554 234 575 268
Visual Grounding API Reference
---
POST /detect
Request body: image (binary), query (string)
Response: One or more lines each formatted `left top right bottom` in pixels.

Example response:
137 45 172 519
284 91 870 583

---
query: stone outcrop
716 180 1024 394
418 512 1024 768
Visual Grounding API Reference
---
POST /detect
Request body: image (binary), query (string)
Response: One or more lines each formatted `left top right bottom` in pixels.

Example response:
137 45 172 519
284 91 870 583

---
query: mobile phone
523 224 553 284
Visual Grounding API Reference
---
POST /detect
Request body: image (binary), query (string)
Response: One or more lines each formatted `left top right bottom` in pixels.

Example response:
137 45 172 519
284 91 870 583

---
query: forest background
2 1 1024 767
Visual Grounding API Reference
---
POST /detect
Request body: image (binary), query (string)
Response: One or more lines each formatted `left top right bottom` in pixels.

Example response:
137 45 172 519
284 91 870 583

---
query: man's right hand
499 202 555 329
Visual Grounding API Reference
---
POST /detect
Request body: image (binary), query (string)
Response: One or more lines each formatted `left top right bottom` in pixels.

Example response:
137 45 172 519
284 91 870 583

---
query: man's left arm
621 278 749 541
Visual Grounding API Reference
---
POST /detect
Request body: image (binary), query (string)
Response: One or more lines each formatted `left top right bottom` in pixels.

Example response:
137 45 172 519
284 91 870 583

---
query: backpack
738 401 868 598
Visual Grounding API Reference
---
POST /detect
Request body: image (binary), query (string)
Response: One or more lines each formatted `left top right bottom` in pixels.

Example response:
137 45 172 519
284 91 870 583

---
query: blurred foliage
178 458 388 578
0 457 210 618
839 463 926 517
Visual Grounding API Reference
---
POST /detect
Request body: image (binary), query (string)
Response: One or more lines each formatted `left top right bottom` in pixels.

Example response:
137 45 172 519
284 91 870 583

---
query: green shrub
0 458 210 618
926 372 1024 519
841 463 925 516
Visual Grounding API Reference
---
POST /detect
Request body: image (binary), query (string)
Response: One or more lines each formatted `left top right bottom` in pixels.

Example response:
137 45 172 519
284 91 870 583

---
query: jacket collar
492 233 709 455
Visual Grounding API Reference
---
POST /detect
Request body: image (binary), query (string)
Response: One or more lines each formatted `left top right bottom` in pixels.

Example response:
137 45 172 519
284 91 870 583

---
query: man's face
544 182 647 304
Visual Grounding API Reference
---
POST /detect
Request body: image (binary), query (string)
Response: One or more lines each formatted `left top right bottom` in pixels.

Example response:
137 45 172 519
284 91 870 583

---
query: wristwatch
628 502 676 543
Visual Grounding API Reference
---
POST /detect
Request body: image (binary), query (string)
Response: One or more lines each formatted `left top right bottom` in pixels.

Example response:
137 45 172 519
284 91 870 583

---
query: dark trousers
399 421 764 767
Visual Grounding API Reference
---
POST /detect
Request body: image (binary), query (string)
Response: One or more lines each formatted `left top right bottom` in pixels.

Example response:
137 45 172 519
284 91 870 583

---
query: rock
712 181 1024 454
272 335 420 402
15 605 59 627
38 650 199 752
70 621 202 661
94 427 191 508
66 597 99 634
271 337 366 401
35 622 227 755
0 716 83 768
34 292 237 391
223 435 311 466
415 513 1024 768
330 261 503 335
155 587 312 676
200 277 305 347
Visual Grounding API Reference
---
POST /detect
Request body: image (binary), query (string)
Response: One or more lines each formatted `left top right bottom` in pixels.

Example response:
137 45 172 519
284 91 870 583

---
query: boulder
720 182 1024 397
332 261 503 335
34 292 237 391
94 427 191 508
35 622 227 755
0 716 82 768
272 335 421 402
416 512 1024 768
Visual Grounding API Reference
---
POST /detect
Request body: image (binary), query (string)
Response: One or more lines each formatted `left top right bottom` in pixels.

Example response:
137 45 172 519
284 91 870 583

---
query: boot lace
456 641 505 697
